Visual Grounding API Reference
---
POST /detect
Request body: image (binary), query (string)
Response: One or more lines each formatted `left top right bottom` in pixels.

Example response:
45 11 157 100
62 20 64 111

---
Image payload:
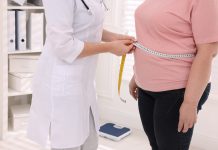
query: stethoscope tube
81 0 90 10
81 0 109 14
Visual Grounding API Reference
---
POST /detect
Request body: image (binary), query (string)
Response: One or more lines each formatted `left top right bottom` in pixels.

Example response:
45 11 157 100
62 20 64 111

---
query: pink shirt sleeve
191 0 218 44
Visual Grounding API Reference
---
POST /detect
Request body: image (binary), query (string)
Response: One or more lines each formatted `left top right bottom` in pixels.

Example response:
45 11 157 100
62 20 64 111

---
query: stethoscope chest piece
88 10 93 15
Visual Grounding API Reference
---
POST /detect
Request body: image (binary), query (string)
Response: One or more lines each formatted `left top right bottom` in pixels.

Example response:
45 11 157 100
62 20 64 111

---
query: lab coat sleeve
43 0 84 64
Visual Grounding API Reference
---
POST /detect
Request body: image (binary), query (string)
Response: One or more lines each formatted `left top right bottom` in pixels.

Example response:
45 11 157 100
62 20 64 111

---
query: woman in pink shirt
129 0 218 149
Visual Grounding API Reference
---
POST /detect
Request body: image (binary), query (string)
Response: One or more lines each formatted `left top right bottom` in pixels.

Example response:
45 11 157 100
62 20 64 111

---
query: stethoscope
81 0 109 15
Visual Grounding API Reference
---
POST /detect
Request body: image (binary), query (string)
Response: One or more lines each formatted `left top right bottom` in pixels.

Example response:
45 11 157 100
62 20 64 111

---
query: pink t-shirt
134 0 218 92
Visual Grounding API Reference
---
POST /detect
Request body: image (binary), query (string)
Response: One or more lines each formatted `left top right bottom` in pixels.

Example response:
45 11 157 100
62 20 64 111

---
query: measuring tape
133 42 195 59
118 42 195 102
118 54 127 103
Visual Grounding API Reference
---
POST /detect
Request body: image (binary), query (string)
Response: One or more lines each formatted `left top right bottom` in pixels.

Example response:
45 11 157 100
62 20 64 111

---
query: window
122 0 143 80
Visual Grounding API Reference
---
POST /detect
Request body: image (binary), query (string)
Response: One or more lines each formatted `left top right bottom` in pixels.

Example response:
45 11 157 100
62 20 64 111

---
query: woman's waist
134 42 196 60
135 79 187 93
135 39 197 56
134 60 191 83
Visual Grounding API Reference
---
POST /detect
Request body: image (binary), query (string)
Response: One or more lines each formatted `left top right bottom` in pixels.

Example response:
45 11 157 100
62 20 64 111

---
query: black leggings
138 83 211 150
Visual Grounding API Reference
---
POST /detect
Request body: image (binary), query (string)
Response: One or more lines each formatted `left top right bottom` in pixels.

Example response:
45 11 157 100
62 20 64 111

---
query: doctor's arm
178 43 218 133
102 30 135 42
78 30 135 58
78 40 134 58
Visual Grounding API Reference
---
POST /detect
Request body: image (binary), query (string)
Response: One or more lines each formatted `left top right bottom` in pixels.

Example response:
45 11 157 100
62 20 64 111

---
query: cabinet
0 0 45 139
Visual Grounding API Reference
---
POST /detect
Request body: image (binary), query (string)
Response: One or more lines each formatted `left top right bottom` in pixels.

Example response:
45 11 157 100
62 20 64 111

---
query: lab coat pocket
51 65 84 97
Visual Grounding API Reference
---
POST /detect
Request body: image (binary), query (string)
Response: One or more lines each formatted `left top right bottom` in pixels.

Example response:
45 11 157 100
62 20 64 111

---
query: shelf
0 0 46 139
8 88 32 97
7 3 44 10
7 6 44 10
8 50 41 54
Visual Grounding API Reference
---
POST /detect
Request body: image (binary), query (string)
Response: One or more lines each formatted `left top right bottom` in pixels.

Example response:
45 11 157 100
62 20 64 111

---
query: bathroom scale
99 123 132 141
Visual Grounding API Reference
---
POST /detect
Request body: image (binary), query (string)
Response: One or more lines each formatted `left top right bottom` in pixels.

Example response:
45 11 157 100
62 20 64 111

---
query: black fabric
138 83 211 150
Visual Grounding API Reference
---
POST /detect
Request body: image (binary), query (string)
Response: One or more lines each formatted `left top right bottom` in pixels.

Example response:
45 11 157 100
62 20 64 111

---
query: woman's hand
177 43 218 133
109 40 134 56
178 101 198 133
129 75 138 100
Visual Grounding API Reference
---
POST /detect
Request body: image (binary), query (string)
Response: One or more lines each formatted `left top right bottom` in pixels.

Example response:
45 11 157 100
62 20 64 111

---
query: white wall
0 0 8 139
0 0 4 138
96 0 143 130
96 0 218 149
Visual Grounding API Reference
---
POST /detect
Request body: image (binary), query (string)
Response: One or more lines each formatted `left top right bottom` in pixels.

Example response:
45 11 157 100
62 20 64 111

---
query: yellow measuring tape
118 55 126 103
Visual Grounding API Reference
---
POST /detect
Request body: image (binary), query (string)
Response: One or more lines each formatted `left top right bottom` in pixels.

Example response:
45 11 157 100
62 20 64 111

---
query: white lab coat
27 0 105 148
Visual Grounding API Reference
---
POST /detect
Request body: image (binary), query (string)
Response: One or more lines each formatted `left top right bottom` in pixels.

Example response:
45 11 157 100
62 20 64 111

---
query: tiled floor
0 129 204 150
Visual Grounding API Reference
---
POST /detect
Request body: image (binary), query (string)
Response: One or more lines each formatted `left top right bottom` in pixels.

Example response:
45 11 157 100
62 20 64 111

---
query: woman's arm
178 42 218 133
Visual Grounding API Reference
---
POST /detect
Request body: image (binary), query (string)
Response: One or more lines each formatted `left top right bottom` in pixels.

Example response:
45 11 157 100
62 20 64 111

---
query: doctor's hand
129 75 138 100
102 30 136 42
109 40 134 56
114 34 136 53
178 101 198 133
115 34 136 41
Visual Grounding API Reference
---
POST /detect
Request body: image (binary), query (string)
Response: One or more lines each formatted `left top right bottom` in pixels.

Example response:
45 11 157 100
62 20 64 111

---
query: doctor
27 0 134 150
